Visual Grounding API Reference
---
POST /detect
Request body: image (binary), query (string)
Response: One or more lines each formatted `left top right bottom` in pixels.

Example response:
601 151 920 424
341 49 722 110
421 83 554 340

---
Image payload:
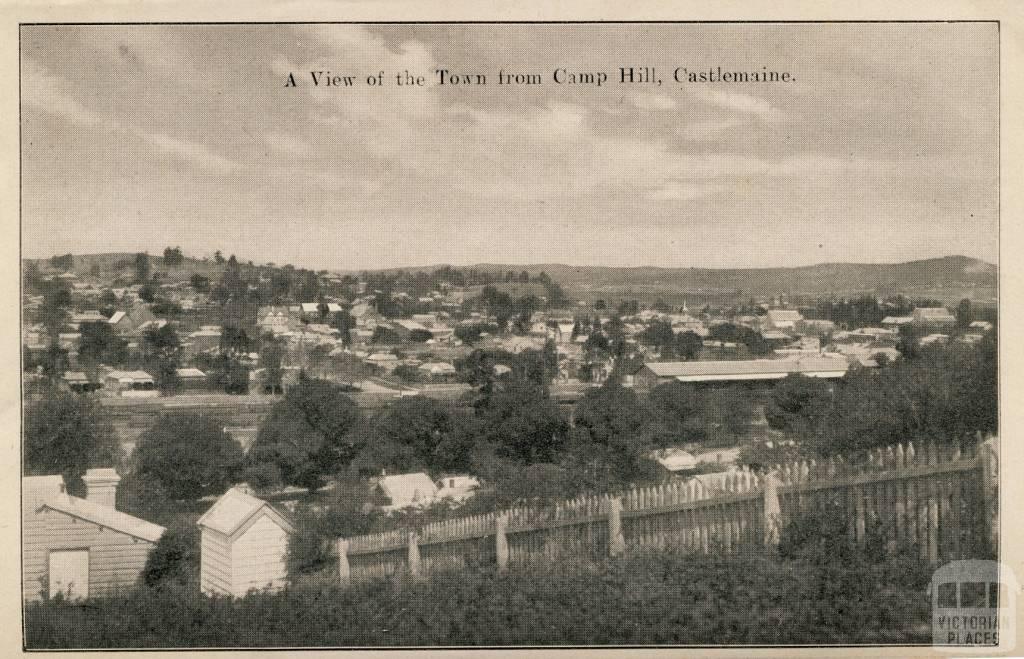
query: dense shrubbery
25 548 933 648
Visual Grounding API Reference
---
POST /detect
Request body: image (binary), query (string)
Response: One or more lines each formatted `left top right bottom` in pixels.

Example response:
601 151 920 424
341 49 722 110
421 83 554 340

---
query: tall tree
24 394 121 495
566 382 659 488
142 324 181 392
474 378 568 464
955 298 973 331
134 252 151 283
249 378 362 491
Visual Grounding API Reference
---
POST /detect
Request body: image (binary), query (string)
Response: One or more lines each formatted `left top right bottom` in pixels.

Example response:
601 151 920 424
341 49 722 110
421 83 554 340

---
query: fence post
981 436 999 554
608 497 626 557
763 472 782 548
496 513 509 572
337 538 351 587
408 531 422 579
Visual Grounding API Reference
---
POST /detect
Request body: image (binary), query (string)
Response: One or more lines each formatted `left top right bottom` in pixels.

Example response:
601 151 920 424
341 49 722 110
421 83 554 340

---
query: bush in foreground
26 549 932 648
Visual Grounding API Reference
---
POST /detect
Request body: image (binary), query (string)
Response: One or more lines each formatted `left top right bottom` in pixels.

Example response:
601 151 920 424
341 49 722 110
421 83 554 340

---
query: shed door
49 550 89 600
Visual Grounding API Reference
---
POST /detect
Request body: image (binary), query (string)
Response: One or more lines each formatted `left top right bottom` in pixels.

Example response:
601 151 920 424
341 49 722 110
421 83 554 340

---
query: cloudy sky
21 23 997 270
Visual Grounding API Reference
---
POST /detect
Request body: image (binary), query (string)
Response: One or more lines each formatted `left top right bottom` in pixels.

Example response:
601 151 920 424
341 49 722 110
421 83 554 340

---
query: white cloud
679 118 748 140
22 59 112 128
631 93 677 111
650 182 712 201
691 88 771 115
24 58 240 174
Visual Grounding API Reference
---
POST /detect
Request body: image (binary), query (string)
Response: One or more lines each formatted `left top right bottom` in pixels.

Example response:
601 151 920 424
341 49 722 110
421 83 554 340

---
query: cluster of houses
26 261 992 403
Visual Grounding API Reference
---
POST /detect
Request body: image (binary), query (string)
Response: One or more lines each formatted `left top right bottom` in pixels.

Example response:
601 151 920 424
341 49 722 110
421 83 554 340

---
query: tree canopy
24 394 122 495
249 378 362 490
133 413 244 500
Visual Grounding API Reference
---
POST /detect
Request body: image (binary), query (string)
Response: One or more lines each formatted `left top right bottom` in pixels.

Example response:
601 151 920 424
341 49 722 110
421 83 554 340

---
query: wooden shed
22 469 165 602
197 486 294 598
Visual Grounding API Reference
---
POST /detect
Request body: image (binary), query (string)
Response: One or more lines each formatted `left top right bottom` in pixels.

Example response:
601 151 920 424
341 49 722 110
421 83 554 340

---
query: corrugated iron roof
645 356 848 380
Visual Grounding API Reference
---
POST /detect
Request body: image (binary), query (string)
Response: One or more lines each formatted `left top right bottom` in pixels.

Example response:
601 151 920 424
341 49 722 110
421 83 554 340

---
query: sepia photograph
18 21 1000 650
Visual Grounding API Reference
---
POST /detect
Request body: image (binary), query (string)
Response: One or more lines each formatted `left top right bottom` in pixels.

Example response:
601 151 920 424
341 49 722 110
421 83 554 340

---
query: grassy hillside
27 252 230 285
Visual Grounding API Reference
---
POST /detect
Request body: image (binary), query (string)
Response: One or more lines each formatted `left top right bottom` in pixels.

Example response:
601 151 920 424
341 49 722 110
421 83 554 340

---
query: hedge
26 549 933 648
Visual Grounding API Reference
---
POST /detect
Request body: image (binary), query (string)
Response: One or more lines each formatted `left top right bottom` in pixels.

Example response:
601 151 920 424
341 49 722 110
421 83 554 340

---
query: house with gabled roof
23 469 165 602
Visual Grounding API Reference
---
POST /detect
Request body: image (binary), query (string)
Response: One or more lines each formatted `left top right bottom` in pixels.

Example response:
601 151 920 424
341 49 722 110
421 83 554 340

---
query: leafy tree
213 250 225 264
260 335 285 394
955 298 973 331
49 253 74 271
815 334 996 456
134 414 243 500
474 379 568 464
371 326 401 344
329 310 356 344
138 284 156 303
648 381 755 446
150 300 182 319
896 324 920 360
142 324 181 392
134 252 150 283
39 280 72 340
349 397 465 476
220 326 251 355
162 247 185 267
40 344 70 381
765 375 834 438
565 382 660 488
24 394 121 495
638 320 675 351
140 524 199 589
392 364 421 384
454 323 496 345
676 331 703 360
454 349 498 390
77 321 128 367
617 300 639 316
249 378 362 491
196 354 250 395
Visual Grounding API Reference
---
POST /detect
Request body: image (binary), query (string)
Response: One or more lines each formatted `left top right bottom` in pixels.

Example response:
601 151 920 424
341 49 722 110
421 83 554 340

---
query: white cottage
197 486 294 598
22 468 165 602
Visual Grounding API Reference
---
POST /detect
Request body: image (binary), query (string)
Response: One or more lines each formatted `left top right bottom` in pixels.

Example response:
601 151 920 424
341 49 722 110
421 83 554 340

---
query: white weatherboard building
197 486 294 598
22 469 165 602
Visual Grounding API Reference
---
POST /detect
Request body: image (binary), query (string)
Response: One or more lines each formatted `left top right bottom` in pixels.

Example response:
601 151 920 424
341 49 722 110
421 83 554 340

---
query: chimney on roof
82 468 120 509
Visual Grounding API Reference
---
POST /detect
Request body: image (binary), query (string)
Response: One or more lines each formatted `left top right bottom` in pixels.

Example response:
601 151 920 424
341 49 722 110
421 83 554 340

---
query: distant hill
364 255 996 301
27 253 996 303
26 252 235 286
517 255 997 295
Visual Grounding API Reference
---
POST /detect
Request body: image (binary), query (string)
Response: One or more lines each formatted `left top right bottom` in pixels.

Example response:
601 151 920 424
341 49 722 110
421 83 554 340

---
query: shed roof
197 487 293 537
645 356 848 381
379 472 438 506
766 310 802 321
649 448 697 472
40 494 165 543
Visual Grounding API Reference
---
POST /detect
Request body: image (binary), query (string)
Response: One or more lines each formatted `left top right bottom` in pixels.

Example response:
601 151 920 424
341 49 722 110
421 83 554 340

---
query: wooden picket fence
337 438 998 585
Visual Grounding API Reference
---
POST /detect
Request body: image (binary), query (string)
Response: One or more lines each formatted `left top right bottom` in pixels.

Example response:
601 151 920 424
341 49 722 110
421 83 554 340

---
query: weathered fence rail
337 438 997 585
